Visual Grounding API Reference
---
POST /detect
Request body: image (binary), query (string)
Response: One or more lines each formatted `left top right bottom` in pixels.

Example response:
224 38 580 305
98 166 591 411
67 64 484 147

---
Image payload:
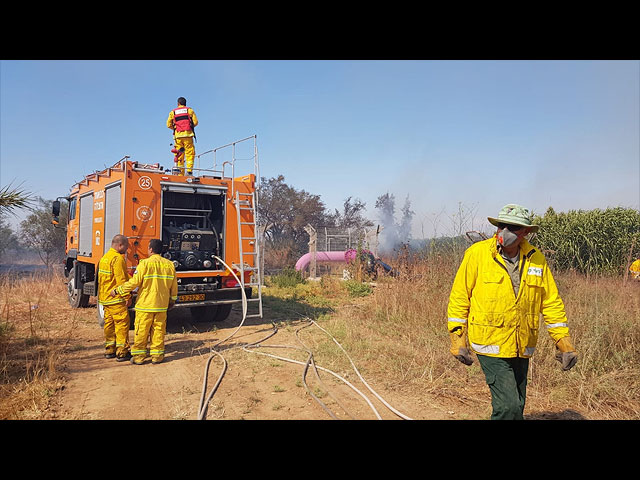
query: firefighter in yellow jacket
630 258 640 280
111 239 178 365
166 96 198 176
447 204 578 420
98 235 132 361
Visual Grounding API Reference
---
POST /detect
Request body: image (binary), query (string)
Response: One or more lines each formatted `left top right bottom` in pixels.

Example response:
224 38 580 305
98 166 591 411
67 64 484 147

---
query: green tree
0 214 19 262
327 196 374 230
19 197 68 268
258 175 330 255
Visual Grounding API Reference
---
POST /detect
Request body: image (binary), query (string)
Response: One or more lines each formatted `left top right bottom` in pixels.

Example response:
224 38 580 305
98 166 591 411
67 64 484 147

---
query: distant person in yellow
111 239 177 365
447 204 578 420
630 258 640 279
98 234 132 361
166 97 198 176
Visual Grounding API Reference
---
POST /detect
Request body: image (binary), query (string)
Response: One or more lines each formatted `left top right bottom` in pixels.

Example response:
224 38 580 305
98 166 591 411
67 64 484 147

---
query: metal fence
316 226 380 255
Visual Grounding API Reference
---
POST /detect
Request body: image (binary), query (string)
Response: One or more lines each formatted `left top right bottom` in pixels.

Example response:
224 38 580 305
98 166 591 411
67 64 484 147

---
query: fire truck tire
213 304 233 322
190 305 218 322
68 267 90 308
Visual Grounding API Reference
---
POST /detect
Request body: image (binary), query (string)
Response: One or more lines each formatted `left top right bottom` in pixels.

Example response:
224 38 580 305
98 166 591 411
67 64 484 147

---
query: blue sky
1 60 638 238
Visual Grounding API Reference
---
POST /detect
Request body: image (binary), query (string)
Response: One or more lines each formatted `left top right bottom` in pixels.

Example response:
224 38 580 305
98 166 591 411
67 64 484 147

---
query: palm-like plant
0 182 34 215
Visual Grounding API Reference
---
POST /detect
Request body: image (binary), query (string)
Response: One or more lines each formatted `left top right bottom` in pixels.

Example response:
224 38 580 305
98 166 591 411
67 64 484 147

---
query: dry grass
309 253 640 420
0 270 93 419
3 254 639 420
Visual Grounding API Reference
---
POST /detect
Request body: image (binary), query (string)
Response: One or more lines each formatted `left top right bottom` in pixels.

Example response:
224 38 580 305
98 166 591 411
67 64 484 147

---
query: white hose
309 319 413 420
243 342 383 419
196 255 249 420
196 258 412 420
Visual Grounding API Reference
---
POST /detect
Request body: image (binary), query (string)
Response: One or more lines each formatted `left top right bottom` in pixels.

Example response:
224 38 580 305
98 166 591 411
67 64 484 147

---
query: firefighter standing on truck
167 97 198 176
98 234 132 361
111 239 178 365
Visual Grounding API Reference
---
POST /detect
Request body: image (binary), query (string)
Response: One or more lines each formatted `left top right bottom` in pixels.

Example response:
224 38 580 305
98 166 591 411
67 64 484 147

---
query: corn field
531 207 640 275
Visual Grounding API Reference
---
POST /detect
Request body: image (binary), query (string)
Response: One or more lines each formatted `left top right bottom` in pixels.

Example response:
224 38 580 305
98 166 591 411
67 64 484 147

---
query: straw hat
487 204 539 232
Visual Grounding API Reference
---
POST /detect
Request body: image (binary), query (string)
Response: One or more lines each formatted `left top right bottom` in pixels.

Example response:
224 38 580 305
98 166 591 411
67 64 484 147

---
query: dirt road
48 305 459 420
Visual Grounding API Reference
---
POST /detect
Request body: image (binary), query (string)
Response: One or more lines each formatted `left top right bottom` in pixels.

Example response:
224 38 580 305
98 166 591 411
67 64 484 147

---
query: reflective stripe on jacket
116 254 178 312
98 247 130 305
167 107 198 138
447 236 570 358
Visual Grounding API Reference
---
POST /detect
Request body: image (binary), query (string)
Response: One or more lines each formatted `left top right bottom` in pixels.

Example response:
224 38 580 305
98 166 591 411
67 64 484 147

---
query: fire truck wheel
190 305 218 322
68 267 90 308
213 304 233 322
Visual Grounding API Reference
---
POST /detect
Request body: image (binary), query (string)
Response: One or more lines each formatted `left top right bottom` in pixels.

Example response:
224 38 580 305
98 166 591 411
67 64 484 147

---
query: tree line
0 176 414 269
3 178 637 276
257 175 415 268
0 188 67 268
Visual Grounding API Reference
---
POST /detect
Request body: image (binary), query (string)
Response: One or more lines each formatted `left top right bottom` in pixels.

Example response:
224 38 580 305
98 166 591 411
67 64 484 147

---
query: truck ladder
234 189 263 319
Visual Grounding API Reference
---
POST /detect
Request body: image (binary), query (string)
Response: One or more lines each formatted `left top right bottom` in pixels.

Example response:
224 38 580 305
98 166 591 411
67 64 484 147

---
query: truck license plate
178 294 205 302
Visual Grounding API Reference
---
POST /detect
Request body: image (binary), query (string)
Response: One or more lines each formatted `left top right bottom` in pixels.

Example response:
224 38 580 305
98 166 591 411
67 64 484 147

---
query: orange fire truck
52 135 262 324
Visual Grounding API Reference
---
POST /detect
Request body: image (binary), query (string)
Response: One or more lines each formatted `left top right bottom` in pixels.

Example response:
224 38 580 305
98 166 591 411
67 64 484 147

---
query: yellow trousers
174 137 195 175
103 302 130 357
131 311 167 360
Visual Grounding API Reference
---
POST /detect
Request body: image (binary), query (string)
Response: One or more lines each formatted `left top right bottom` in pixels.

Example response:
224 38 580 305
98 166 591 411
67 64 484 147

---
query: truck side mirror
52 200 60 225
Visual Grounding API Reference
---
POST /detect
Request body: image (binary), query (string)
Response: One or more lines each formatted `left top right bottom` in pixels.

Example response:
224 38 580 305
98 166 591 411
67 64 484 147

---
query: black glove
454 347 474 366
555 337 578 371
555 350 578 371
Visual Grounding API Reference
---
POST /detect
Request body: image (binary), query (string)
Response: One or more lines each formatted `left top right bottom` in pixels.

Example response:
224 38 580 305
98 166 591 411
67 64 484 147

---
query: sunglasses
497 223 524 232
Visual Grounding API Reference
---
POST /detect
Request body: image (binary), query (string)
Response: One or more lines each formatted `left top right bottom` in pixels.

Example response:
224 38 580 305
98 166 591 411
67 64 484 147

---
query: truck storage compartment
103 182 122 255
161 184 226 271
78 192 94 257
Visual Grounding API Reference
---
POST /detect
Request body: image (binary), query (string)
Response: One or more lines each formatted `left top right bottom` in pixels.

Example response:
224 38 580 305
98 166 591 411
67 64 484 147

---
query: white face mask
497 228 519 247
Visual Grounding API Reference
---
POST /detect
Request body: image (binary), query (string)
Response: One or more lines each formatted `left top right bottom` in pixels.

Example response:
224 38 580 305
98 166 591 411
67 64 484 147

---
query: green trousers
477 355 529 420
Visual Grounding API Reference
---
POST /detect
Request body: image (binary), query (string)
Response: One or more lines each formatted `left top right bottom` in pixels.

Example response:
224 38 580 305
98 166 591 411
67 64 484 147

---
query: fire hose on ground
196 255 412 420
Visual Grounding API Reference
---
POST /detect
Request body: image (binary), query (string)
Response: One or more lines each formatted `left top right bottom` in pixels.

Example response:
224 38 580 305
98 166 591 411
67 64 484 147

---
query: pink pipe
295 251 348 272
344 248 372 262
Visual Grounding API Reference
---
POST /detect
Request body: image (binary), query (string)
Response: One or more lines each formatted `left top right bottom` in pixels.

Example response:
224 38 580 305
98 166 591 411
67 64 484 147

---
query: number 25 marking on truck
138 176 152 189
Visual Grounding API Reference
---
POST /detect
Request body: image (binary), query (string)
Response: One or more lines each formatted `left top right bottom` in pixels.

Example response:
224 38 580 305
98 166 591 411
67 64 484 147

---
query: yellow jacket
166 107 198 139
116 254 178 312
447 236 570 358
98 248 130 305
630 259 640 279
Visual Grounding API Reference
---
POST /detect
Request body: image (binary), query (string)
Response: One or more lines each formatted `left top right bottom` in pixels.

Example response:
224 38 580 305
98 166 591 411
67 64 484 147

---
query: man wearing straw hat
447 204 578 420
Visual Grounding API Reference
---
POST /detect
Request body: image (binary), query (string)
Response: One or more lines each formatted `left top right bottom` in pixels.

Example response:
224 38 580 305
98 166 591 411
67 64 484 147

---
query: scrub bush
269 267 305 288
343 279 373 297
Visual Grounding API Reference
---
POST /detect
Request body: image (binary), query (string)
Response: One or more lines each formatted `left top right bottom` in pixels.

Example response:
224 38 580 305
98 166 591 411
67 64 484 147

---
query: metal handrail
195 135 258 188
